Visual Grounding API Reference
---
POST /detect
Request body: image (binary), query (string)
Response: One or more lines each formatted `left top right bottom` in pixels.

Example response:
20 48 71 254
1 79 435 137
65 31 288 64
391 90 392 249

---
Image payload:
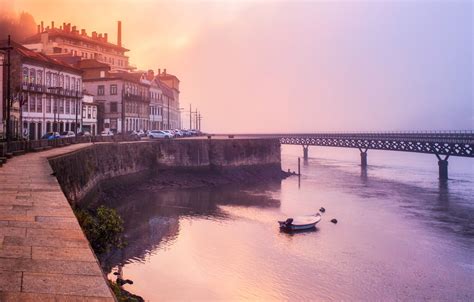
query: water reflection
100 182 282 271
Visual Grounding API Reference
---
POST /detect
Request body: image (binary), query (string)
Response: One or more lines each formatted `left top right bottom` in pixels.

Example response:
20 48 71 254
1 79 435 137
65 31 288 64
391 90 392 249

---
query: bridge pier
359 148 368 168
303 145 309 160
436 154 450 181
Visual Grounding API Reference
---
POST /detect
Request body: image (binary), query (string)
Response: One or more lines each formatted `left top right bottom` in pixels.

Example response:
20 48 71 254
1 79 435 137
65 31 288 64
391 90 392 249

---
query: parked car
100 130 114 136
149 130 172 139
77 131 91 137
173 129 184 137
135 130 145 137
41 132 60 140
126 130 141 140
162 130 175 138
60 131 76 138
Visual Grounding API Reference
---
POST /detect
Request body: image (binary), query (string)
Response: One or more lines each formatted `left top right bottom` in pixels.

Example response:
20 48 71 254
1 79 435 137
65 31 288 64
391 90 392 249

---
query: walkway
0 143 114 301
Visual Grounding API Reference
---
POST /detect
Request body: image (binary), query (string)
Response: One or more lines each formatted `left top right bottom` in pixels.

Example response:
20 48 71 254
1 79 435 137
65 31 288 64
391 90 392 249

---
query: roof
23 29 129 52
75 59 110 70
0 40 82 74
156 79 174 99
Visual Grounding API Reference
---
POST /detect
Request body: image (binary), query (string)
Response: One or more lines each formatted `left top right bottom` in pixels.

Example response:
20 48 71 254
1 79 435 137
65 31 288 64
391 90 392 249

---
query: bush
74 205 124 254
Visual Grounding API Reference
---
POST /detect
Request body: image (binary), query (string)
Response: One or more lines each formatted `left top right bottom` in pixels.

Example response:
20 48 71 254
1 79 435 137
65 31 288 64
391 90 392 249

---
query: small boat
278 213 322 231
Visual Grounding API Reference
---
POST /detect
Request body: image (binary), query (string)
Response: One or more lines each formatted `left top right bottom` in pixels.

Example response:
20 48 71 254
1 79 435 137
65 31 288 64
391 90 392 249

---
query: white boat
278 213 322 231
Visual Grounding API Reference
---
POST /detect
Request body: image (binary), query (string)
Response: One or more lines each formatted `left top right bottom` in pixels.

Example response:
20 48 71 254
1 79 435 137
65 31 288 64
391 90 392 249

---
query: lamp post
0 35 13 142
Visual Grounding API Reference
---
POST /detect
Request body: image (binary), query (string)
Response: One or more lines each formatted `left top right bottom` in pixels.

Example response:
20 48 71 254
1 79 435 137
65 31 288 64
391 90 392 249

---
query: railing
217 131 474 158
0 134 139 158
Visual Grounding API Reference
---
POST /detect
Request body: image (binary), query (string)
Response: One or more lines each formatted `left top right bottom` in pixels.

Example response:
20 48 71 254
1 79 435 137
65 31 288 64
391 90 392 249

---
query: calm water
103 146 474 301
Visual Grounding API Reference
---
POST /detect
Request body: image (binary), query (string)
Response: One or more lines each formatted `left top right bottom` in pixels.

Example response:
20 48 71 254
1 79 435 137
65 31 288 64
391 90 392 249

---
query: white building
81 93 98 135
142 70 163 130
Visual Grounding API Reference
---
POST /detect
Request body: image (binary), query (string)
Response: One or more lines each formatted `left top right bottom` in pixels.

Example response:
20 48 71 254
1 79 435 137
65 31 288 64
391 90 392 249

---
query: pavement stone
0 144 114 301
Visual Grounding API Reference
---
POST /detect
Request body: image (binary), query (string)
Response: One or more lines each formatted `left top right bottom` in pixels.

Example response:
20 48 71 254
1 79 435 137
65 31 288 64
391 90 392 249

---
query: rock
125 279 134 285
330 218 338 224
113 272 120 276
319 207 326 213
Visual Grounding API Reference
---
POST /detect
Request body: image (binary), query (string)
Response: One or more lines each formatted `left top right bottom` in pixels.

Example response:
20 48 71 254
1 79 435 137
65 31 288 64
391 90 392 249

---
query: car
149 130 172 139
173 129 184 137
60 131 76 138
41 132 60 140
77 131 91 137
136 129 146 137
162 130 175 138
100 130 114 136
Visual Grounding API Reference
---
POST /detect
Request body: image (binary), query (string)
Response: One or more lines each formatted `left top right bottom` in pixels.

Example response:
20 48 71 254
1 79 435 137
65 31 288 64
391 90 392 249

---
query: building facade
81 60 150 133
0 51 4 139
143 70 163 130
157 69 180 129
81 93 97 135
1 41 83 140
23 21 132 72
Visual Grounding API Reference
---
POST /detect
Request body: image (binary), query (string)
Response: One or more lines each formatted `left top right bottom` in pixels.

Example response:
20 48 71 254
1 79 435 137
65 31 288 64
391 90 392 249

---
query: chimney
81 29 86 36
163 68 167 75
67 23 71 32
104 33 108 42
41 21 44 32
72 25 77 33
158 69 161 75
98 33 103 41
37 25 40 33
117 21 122 47
63 22 66 30
51 21 54 29
147 69 154 80
60 26 63 30
92 31 97 39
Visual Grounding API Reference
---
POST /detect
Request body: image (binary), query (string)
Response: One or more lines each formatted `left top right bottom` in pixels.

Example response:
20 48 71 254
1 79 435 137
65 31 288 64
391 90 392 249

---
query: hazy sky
1 0 472 132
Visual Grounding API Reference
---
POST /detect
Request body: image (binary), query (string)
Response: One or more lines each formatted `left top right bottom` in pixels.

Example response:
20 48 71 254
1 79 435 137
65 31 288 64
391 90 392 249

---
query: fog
1 0 472 132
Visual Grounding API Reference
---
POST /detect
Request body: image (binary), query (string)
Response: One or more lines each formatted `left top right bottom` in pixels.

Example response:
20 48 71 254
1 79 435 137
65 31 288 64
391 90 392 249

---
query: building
0 51 4 139
143 70 163 130
0 40 83 140
80 59 149 133
22 21 132 72
157 69 180 129
81 92 98 135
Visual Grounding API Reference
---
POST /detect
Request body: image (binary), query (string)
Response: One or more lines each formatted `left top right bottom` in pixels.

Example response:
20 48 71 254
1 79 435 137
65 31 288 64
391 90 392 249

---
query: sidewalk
0 143 114 301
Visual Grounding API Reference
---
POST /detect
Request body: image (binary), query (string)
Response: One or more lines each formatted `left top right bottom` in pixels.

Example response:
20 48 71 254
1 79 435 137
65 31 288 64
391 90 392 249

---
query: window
92 107 96 119
77 79 81 92
60 74 64 88
65 99 70 114
30 69 36 84
53 97 58 113
110 102 118 113
87 107 92 119
23 67 29 84
82 107 86 119
29 95 36 112
110 84 117 95
98 85 105 95
71 100 75 114
37 70 43 85
37 95 42 112
65 76 70 91
46 72 51 87
71 78 76 91
59 99 64 114
46 96 52 113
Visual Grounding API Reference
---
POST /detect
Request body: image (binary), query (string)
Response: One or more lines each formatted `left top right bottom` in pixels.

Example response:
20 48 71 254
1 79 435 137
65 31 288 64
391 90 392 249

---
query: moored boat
278 213 322 231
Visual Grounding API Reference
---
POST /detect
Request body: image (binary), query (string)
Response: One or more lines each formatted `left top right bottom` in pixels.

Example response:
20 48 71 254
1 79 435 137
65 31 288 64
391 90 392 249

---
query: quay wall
48 138 281 204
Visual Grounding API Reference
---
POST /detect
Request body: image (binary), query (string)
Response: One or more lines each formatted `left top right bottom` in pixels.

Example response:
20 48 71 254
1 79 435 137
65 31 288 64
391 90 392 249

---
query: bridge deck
218 132 474 158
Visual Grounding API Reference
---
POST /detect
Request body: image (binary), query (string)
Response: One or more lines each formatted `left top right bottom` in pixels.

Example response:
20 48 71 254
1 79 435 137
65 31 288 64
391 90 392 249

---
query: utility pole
194 109 198 130
189 104 192 129
0 35 13 142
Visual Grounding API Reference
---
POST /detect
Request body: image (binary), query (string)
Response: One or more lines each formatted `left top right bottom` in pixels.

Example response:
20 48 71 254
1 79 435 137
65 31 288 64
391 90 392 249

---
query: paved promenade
0 143 114 301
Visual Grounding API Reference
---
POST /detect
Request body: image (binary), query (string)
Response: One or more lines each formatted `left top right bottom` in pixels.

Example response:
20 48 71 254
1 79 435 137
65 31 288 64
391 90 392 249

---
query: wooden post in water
298 157 301 176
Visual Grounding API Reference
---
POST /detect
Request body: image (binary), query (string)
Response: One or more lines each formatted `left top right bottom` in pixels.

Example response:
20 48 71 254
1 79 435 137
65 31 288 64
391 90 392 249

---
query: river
102 145 474 301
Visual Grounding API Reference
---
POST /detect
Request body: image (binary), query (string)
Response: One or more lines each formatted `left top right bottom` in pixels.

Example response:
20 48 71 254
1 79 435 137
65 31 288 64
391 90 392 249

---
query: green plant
74 205 124 254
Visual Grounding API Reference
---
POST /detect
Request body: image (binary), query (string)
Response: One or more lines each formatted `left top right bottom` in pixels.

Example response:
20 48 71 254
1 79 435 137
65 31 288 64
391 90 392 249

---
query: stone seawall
48 138 281 204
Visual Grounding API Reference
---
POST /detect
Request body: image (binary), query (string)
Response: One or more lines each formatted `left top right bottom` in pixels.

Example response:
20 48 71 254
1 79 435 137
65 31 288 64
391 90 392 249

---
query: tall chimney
104 33 108 42
37 25 40 33
41 21 44 32
51 21 54 29
117 21 122 47
163 68 167 75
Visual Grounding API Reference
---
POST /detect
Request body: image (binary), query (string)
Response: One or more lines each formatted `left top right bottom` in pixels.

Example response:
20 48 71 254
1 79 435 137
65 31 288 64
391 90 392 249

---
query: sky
1 0 472 132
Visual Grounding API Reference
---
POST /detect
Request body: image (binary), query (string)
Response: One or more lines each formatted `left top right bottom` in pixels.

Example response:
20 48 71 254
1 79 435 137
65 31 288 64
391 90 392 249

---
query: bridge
224 131 474 180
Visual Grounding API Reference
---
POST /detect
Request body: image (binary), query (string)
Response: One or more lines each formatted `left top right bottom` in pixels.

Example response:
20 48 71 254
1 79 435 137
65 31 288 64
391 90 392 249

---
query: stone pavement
0 143 114 301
